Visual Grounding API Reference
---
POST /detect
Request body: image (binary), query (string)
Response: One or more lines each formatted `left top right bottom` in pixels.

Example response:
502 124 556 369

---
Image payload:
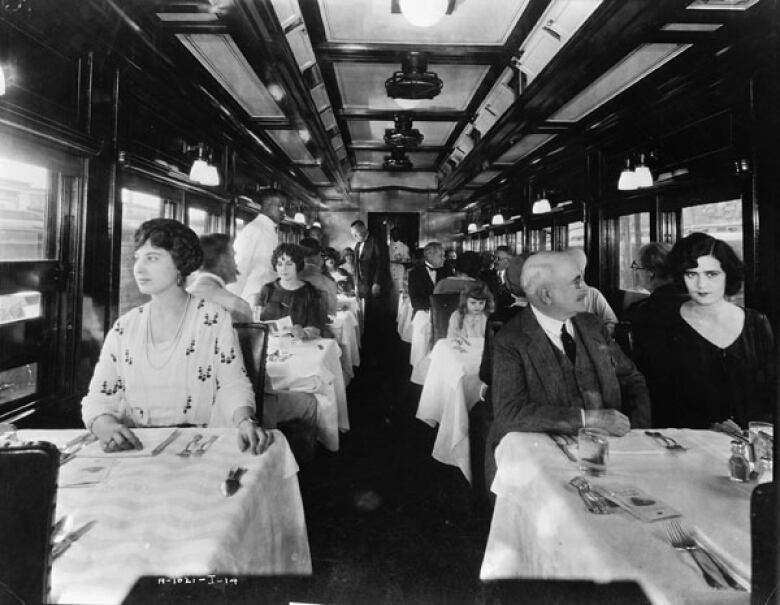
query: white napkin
60 458 115 487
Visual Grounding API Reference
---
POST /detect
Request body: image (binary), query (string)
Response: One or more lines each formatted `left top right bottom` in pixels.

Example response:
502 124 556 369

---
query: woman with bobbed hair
340 247 356 277
82 218 273 454
322 246 355 297
643 232 775 428
256 242 324 339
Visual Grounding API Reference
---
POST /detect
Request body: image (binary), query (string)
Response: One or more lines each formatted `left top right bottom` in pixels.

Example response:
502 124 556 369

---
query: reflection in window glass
188 207 208 235
120 189 162 315
619 212 650 291
568 221 585 249
0 363 37 406
681 199 743 304
0 291 42 324
0 157 50 260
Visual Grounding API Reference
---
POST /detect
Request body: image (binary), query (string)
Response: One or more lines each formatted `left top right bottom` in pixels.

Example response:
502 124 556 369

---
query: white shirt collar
530 305 574 352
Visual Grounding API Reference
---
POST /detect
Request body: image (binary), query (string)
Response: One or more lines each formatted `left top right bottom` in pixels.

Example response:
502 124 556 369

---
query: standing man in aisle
229 189 286 306
351 219 392 366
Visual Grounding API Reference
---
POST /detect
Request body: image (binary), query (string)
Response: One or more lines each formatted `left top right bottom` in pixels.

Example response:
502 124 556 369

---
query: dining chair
751 481 776 604
614 320 634 357
233 322 270 422
0 441 60 605
429 292 460 345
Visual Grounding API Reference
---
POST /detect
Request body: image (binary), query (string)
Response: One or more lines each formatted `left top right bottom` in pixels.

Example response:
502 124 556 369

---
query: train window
681 199 743 260
618 212 651 291
568 221 585 249
529 227 552 252
0 157 51 261
187 207 209 235
0 363 37 407
0 292 42 325
119 189 163 315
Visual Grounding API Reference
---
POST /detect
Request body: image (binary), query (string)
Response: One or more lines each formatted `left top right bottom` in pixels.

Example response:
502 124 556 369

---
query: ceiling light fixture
385 52 443 101
532 192 551 214
399 0 448 27
384 113 424 148
186 143 221 186
633 153 654 188
617 158 638 191
467 222 478 233
294 211 306 224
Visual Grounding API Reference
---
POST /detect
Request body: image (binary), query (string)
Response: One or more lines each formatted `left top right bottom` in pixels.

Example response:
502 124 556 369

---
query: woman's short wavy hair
637 241 672 280
134 218 202 278
669 232 744 296
321 246 340 267
271 242 305 272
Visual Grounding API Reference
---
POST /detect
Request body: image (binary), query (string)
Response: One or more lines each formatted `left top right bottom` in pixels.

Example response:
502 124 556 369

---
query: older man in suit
350 219 392 366
486 251 651 486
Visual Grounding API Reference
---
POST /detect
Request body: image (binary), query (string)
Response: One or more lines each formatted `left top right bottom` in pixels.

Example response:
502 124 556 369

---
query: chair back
0 441 59 605
429 292 461 344
233 322 270 421
751 482 776 604
614 321 634 357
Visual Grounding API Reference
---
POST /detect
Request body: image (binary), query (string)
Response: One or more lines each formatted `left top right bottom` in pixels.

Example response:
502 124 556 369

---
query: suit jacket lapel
572 314 620 407
521 309 564 405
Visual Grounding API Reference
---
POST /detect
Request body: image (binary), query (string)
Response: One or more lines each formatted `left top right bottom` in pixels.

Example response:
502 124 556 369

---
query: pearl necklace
145 295 191 370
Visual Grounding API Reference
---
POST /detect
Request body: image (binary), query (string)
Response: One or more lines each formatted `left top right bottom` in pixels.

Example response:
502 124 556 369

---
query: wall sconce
618 154 654 191
491 210 505 226
293 203 306 224
532 191 551 214
185 143 220 187
618 158 637 191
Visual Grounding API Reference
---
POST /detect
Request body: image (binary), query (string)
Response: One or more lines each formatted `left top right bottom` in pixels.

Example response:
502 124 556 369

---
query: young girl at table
447 283 494 340
257 243 325 340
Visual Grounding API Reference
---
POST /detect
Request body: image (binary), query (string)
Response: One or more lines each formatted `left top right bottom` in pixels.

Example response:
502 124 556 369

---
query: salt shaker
728 440 751 482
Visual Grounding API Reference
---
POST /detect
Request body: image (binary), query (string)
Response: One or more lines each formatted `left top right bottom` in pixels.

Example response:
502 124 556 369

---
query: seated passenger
407 242 447 368
257 243 325 340
298 237 338 318
187 233 252 323
446 283 493 340
340 247 356 277
82 219 272 454
322 246 355 297
433 251 483 295
489 251 650 450
564 247 618 336
624 242 688 372
642 233 775 428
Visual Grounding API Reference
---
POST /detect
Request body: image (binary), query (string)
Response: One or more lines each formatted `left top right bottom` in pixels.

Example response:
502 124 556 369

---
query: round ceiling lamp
399 0 448 27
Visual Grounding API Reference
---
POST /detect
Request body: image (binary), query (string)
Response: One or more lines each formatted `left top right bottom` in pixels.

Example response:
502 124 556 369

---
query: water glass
749 421 773 462
252 306 263 323
578 427 609 476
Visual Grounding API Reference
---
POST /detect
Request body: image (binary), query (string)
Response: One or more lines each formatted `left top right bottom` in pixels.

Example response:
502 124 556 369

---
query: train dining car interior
0 0 778 603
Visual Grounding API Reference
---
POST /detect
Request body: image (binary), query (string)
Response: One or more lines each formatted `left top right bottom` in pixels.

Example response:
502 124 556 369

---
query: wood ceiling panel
334 62 490 111
317 0 529 45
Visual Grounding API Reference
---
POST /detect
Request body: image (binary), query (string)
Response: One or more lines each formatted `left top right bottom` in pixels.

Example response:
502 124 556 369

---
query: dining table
396 293 413 343
265 335 349 451
480 429 753 605
19 427 311 605
415 337 485 483
330 307 361 382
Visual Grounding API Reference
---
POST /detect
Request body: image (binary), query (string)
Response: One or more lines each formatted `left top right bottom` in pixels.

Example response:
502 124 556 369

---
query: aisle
298 334 491 604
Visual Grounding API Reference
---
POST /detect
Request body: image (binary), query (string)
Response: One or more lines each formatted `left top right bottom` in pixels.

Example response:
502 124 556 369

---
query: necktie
561 323 576 364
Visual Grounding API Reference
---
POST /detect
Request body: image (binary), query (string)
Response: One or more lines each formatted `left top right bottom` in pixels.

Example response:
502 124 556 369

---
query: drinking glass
749 421 773 462
252 306 263 323
578 427 609 476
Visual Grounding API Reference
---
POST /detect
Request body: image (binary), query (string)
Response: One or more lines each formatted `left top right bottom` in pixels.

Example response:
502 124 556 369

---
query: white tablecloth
331 309 361 381
415 337 485 483
20 428 311 605
481 429 752 605
409 310 432 384
266 336 348 451
337 295 361 334
396 295 413 343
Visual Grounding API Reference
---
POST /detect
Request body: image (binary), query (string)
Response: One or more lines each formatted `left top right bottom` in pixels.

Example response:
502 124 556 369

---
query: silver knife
151 429 181 456
51 520 96 560
693 539 747 591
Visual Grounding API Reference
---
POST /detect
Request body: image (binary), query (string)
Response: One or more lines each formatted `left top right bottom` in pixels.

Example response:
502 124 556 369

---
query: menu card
594 483 681 522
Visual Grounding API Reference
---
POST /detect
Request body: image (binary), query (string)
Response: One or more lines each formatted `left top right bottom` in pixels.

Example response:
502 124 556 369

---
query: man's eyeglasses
630 261 647 271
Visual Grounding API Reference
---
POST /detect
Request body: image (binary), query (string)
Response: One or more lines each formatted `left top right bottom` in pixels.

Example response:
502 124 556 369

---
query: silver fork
192 435 218 457
176 434 203 457
569 476 612 514
665 521 724 589
668 520 746 590
645 431 686 450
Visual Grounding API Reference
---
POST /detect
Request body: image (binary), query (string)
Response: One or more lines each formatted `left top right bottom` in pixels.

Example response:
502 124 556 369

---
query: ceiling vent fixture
384 114 424 148
385 52 443 100
383 148 413 170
